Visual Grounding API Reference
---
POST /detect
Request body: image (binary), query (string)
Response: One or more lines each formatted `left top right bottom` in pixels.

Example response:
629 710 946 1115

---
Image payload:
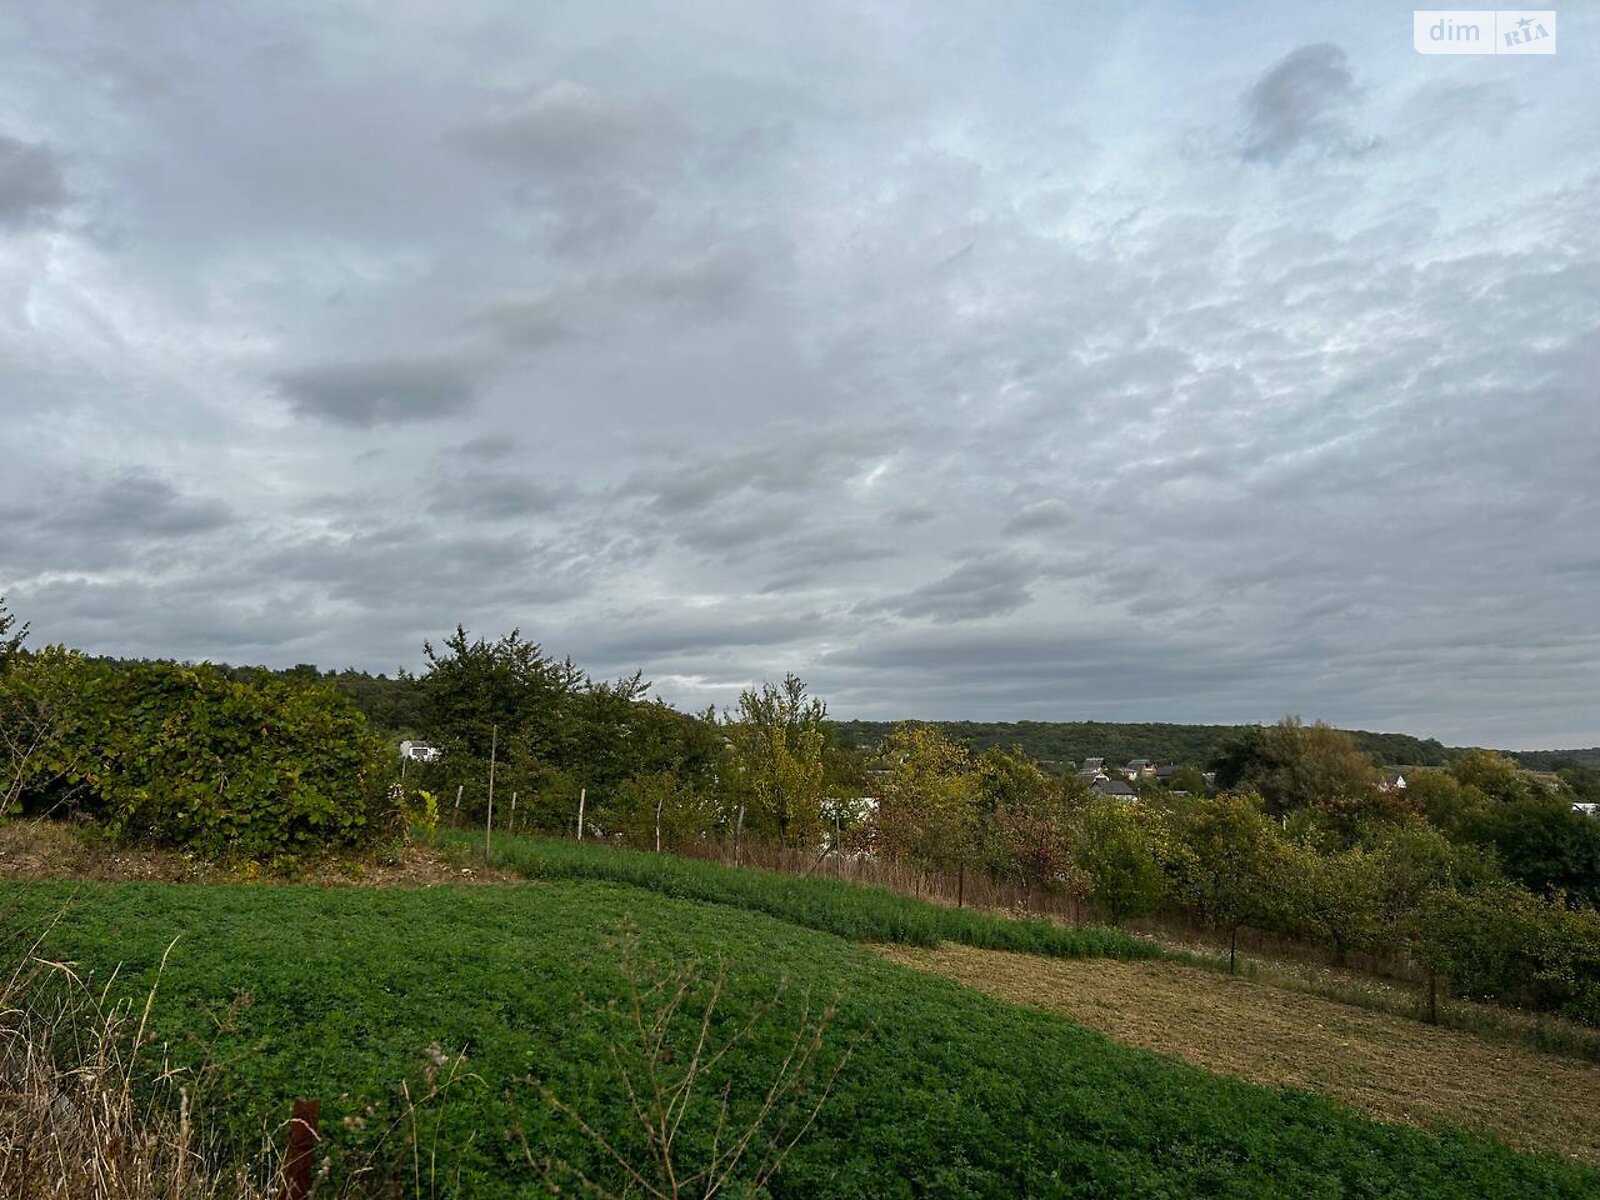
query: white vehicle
399 740 443 763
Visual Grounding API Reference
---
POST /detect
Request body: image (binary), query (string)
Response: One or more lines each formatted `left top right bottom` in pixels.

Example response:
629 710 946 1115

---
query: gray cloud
451 81 670 175
428 474 566 520
2 5 1598 747
49 474 234 537
271 351 489 426
866 553 1039 624
0 135 67 226
1003 499 1073 535
1240 44 1372 164
0 473 234 576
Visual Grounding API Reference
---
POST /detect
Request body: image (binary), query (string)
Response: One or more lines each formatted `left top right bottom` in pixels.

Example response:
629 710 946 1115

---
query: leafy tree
1170 792 1284 971
874 722 980 886
725 675 828 847
1074 797 1168 925
1363 820 1502 1015
1167 764 1209 794
982 749 1081 907
409 628 723 829
1211 717 1381 832
1405 767 1488 837
1416 882 1600 1025
1460 796 1600 907
1208 725 1270 790
595 770 717 851
0 595 26 675
415 626 586 770
1369 820 1499 920
1556 762 1600 806
1279 842 1387 964
1449 749 1533 804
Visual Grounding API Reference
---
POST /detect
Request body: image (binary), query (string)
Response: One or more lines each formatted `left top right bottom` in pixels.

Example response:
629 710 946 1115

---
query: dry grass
0 927 277 1198
0 818 517 887
1151 929 1600 1062
874 941 1600 1164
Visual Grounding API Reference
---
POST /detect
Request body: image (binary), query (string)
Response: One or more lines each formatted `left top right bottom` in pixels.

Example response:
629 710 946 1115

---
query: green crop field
2 872 1594 1198
454 829 1152 961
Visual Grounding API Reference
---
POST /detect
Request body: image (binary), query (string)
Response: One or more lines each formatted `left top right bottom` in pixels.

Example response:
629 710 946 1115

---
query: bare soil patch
874 941 1600 1164
0 819 517 886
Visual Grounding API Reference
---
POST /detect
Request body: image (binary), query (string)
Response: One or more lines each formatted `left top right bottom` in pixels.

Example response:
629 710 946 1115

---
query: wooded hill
832 719 1505 771
70 656 1599 771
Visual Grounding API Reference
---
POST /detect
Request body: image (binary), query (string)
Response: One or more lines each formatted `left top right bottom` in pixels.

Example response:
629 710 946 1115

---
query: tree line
4 600 1599 1025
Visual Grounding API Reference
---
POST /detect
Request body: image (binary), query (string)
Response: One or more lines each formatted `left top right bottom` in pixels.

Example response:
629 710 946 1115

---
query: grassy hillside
830 719 1461 769
2 876 1593 1198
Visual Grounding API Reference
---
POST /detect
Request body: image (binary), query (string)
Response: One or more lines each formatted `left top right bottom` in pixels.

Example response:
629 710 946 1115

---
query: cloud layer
2 2 1598 747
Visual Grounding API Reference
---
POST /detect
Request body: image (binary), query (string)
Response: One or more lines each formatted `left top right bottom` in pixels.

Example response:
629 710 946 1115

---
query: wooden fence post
277 1098 319 1200
654 791 664 853
485 725 497 856
508 791 517 835
577 787 586 840
733 805 745 865
453 784 463 827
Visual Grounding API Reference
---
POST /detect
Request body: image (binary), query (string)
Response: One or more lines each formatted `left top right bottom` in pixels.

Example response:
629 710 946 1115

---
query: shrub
1419 884 1600 1025
4 657 399 857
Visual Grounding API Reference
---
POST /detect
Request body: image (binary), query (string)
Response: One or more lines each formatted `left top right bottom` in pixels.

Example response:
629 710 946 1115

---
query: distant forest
829 720 1468 770
815 720 1598 772
84 656 1599 770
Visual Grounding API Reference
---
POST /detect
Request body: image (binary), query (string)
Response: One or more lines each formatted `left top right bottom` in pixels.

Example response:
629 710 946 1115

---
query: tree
596 770 717 852
1279 843 1387 964
1074 797 1167 925
1170 792 1284 972
0 595 26 675
1366 820 1501 1019
1406 767 1487 837
1556 762 1600 806
416 626 586 772
977 751 1074 907
1450 749 1532 805
1210 717 1381 833
874 723 979 888
1460 796 1600 907
725 675 828 847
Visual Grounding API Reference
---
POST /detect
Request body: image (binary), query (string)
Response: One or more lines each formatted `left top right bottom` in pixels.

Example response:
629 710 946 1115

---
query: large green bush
1419 884 1600 1025
3 654 398 857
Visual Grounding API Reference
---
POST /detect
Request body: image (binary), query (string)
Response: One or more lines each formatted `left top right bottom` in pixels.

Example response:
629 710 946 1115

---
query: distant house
1378 771 1408 793
1124 759 1156 781
1082 758 1105 773
399 740 442 763
1155 763 1178 782
1092 777 1137 800
1575 802 1600 819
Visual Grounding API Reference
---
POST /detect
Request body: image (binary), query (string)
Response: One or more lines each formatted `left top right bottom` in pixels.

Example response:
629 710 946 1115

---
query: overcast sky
2 2 1597 747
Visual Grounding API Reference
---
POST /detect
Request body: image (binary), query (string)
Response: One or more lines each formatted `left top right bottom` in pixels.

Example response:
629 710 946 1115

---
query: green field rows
455 830 1151 960
3 876 1594 1198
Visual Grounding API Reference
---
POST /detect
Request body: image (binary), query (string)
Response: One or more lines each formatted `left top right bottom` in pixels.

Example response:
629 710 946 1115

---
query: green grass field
457 829 1150 960
3 871 1595 1198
